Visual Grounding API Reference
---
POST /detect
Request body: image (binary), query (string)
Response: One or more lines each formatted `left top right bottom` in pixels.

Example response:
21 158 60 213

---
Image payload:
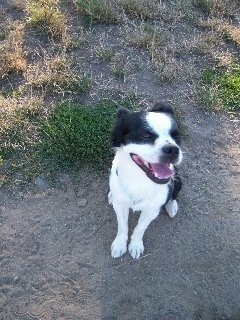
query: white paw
128 239 144 259
108 191 112 205
165 200 178 218
111 236 127 258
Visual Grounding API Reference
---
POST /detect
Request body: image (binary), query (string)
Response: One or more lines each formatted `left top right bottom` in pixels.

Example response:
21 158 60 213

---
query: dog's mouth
130 153 174 184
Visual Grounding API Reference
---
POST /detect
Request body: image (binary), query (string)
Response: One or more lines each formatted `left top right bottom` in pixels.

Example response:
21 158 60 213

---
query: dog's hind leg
111 201 129 258
165 200 178 218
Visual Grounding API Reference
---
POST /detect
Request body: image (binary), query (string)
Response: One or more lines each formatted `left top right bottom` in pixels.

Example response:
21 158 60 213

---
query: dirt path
1 107 239 320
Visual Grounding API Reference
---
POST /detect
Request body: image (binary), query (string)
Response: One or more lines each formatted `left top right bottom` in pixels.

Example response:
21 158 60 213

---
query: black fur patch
111 109 158 147
164 175 182 208
149 102 174 115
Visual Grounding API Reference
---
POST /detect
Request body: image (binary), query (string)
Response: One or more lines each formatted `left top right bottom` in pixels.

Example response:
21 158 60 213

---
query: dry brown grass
222 25 240 47
193 0 239 16
0 22 27 78
125 22 168 49
198 17 240 47
25 54 92 94
122 0 158 20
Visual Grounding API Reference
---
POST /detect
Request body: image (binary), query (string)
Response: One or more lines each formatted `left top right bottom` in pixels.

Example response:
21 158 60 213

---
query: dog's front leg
111 201 129 258
129 208 159 259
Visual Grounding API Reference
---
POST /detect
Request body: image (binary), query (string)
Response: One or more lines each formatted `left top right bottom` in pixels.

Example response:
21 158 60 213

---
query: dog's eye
141 131 155 141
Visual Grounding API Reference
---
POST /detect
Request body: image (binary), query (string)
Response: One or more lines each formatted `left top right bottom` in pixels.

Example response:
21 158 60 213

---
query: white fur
109 111 182 259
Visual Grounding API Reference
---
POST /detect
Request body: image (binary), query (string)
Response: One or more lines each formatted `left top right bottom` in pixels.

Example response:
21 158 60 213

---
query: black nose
162 144 179 156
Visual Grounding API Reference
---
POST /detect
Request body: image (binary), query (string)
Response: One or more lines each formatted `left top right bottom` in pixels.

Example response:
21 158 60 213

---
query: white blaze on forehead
146 112 172 136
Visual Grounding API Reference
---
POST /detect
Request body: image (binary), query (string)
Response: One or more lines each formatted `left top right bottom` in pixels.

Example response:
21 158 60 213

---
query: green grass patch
76 0 118 24
27 0 65 37
41 99 138 168
198 66 240 112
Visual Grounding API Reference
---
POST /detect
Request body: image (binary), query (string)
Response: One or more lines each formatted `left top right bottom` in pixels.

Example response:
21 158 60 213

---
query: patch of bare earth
0 0 240 319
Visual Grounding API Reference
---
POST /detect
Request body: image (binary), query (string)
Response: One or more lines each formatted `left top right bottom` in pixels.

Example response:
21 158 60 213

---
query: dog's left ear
111 108 130 147
149 102 174 116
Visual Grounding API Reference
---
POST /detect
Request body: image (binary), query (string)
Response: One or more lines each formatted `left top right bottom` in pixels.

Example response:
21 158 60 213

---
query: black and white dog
109 102 183 259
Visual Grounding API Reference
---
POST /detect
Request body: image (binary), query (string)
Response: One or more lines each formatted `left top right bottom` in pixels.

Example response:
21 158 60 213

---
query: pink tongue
150 163 173 179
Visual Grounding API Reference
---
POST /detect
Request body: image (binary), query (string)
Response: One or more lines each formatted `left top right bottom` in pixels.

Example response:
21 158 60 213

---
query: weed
41 99 137 168
153 54 182 82
27 0 65 37
76 0 118 24
222 25 240 47
26 56 92 94
111 65 125 80
122 0 158 20
96 46 115 61
193 0 239 16
0 29 6 40
126 23 167 51
198 65 240 112
0 23 27 78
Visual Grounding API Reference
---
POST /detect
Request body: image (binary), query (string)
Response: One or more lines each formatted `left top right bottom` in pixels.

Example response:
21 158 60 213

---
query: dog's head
111 102 183 184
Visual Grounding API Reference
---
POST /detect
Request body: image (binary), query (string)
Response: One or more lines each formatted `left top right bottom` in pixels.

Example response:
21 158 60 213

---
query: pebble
58 173 71 184
33 176 48 192
76 199 88 207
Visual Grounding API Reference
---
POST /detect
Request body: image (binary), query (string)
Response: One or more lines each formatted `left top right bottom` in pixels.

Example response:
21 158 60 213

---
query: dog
108 102 183 259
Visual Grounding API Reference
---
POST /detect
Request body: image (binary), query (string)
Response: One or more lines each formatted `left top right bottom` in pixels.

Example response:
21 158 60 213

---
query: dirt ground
1 1 240 319
1 99 240 320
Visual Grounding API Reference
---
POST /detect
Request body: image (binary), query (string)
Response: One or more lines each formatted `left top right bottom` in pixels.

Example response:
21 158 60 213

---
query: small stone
158 307 169 316
33 176 48 192
58 173 71 184
76 199 88 207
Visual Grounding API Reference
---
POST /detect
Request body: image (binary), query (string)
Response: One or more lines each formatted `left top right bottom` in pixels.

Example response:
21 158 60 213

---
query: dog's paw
111 236 127 258
165 199 178 218
108 191 112 205
128 239 144 259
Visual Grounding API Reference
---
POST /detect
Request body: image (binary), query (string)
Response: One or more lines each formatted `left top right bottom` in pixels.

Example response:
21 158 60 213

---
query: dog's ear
111 108 130 147
149 102 174 115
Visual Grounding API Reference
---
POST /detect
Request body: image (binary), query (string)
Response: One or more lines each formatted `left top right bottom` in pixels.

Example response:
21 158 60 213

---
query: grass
198 65 240 112
41 99 138 168
193 0 239 16
96 46 115 61
0 23 27 78
26 56 92 94
76 0 118 24
1 0 240 188
222 25 240 47
0 96 42 159
0 95 139 186
122 0 158 20
27 0 65 37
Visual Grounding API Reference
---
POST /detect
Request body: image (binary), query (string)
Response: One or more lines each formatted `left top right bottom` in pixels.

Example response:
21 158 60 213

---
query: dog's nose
162 144 179 157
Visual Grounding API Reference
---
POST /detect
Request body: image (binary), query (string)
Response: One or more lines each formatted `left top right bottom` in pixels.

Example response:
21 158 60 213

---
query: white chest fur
109 150 169 212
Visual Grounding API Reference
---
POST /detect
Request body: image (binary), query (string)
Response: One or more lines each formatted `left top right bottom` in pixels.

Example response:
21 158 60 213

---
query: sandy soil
1 107 240 320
